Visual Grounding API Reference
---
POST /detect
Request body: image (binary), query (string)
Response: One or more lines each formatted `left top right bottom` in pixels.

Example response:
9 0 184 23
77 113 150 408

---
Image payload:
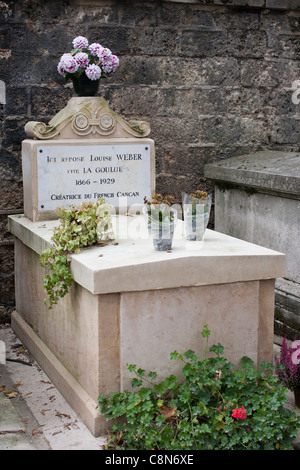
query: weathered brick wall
1 0 300 321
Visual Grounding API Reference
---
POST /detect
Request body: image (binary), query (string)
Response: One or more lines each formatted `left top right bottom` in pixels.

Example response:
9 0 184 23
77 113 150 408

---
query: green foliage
40 198 114 309
98 325 300 450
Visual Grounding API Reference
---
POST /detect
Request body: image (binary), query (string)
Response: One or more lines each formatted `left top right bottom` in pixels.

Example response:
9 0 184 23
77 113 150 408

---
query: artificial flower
85 64 102 80
73 36 89 50
89 43 104 56
75 52 90 68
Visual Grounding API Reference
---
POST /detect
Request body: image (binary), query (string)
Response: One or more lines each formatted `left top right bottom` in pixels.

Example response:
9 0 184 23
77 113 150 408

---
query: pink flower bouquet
57 36 119 82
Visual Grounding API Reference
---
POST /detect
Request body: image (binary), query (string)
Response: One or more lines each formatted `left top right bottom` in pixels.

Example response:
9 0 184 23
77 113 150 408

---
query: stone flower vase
182 193 212 241
71 74 100 97
143 206 177 251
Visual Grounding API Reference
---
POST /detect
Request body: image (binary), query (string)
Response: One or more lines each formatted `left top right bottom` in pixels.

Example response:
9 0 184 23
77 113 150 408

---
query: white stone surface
8 214 286 294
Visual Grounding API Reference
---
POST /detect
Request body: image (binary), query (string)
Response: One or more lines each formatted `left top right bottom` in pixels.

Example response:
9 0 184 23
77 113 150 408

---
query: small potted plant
275 336 300 408
57 36 119 96
143 194 177 251
182 190 211 241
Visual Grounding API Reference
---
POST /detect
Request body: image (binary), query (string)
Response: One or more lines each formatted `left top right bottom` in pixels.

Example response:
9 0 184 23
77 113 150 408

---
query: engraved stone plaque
22 138 155 221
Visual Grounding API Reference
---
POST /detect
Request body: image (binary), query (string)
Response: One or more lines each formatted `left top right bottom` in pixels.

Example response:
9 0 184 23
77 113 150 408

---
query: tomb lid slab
204 151 300 198
8 214 286 295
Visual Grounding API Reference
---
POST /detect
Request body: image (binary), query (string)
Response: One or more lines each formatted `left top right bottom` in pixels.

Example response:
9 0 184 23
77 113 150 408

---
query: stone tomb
9 99 286 436
9 215 285 436
204 151 300 338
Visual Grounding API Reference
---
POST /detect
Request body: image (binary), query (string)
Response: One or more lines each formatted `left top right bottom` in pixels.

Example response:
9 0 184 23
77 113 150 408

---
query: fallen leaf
41 409 51 415
14 381 22 387
159 405 177 420
56 411 71 419
0 385 5 392
4 389 18 398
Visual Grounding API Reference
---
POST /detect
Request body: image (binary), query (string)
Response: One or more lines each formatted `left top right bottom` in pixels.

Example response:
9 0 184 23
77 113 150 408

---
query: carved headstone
22 97 155 221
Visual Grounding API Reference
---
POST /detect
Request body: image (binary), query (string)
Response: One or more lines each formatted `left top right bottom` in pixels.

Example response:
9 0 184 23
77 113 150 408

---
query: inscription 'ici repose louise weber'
35 141 154 214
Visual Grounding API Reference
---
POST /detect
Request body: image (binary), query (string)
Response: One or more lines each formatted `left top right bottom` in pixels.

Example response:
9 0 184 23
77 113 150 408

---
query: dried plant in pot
143 194 177 251
182 190 211 241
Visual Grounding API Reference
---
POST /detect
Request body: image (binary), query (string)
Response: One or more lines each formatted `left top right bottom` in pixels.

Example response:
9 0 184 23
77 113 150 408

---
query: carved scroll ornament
25 97 151 140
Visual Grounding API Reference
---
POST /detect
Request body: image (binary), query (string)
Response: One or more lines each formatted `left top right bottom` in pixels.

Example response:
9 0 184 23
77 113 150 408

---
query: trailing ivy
40 198 114 309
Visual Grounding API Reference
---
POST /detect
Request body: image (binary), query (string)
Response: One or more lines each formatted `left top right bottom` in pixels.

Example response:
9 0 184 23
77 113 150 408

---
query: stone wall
1 0 300 320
